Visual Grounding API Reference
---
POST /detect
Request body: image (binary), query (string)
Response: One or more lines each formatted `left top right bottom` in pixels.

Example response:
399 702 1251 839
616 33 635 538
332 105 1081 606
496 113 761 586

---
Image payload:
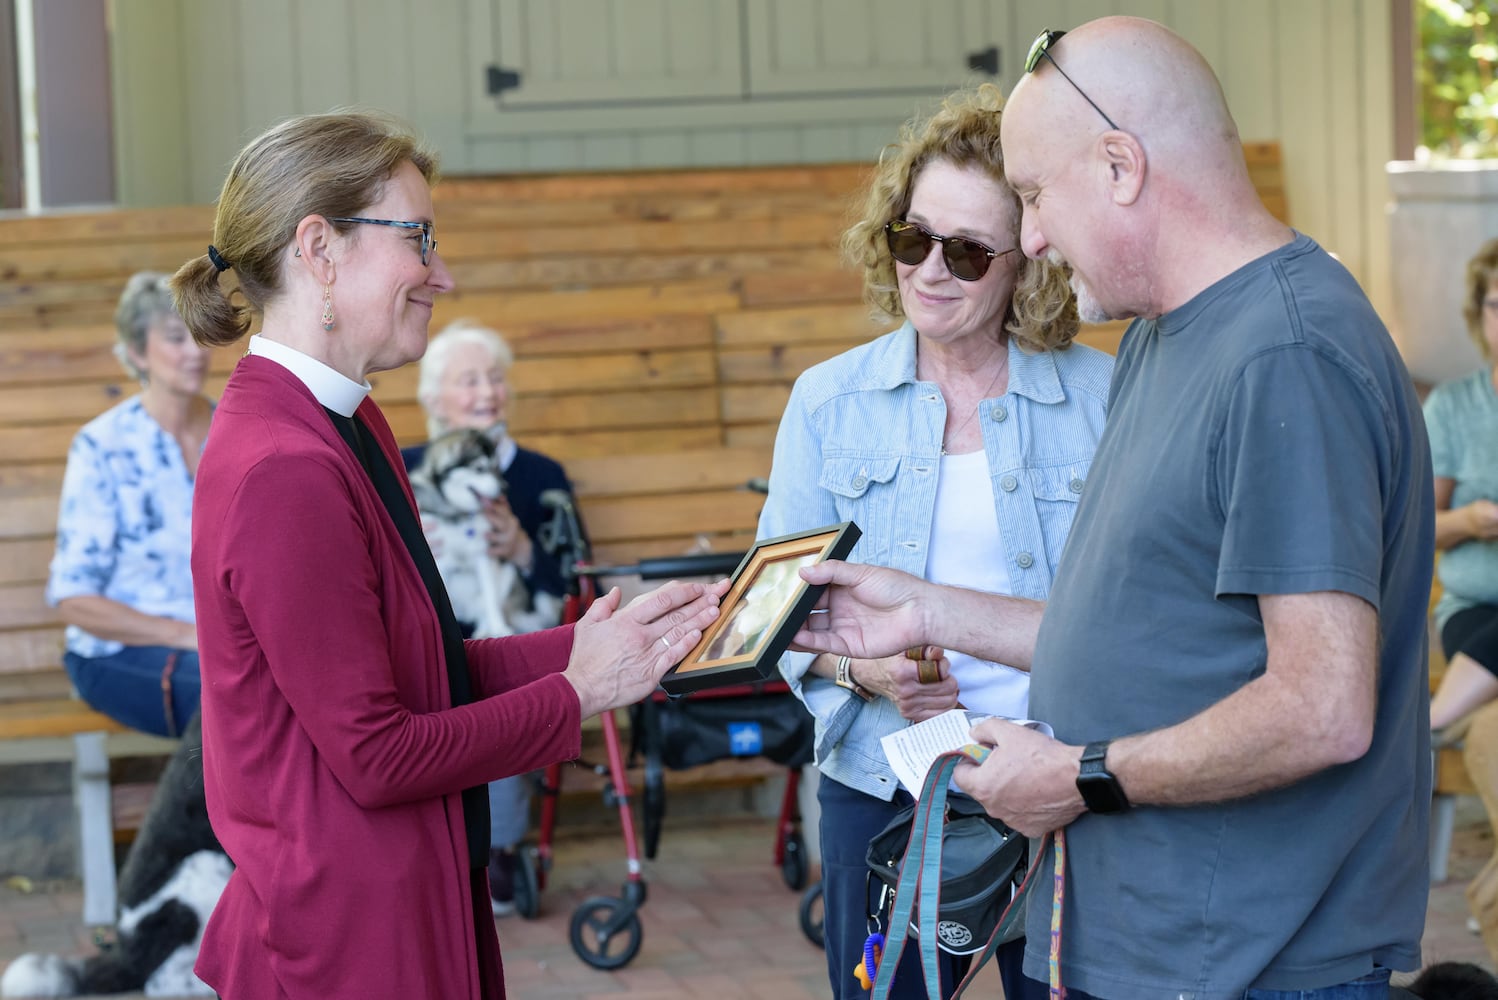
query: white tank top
924 449 1030 719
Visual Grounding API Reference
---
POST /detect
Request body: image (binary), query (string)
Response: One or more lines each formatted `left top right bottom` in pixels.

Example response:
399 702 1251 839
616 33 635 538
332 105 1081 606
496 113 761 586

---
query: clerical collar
247 335 370 417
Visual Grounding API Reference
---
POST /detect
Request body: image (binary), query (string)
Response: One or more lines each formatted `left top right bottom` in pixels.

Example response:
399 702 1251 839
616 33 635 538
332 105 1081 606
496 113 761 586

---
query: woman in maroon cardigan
169 112 724 1000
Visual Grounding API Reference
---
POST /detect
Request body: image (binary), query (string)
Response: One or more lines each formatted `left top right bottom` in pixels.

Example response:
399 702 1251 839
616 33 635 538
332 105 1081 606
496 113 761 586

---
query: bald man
792 16 1433 1000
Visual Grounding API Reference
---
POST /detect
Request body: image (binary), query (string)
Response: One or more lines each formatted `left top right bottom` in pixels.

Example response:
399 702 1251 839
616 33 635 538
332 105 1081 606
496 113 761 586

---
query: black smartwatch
1076 740 1130 814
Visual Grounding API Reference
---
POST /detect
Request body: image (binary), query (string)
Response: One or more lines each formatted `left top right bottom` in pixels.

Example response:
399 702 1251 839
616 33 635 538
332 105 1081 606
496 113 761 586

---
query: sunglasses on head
1024 28 1121 131
884 219 1016 282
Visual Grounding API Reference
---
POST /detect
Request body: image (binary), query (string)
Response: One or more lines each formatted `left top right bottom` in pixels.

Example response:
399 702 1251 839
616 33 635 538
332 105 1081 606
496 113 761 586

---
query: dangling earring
321 284 335 332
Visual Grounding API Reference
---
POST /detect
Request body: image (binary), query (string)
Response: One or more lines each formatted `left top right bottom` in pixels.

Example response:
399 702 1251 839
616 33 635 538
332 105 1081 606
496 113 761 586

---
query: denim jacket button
991 405 1008 423
1069 477 1085 493
1000 474 1018 492
1016 551 1034 569
852 475 868 490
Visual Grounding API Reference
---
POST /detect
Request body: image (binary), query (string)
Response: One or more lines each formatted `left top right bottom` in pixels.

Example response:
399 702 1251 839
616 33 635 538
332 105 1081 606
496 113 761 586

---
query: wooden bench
0 148 1288 919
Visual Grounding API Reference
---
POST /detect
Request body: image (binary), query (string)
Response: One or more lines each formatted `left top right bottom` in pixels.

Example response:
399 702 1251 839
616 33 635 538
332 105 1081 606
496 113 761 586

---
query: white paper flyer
880 708 1054 796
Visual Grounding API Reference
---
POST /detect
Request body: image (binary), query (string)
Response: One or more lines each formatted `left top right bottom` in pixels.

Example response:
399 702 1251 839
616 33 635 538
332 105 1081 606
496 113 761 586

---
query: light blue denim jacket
759 322 1112 800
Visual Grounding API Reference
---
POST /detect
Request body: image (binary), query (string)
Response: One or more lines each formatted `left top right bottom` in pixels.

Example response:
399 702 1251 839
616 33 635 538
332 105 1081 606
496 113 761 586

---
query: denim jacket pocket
1029 463 1091 570
818 455 901 561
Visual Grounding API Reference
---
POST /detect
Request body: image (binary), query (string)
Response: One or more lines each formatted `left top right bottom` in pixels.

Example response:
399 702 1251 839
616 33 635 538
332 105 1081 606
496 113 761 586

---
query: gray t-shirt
1025 234 1433 998
1424 368 1498 625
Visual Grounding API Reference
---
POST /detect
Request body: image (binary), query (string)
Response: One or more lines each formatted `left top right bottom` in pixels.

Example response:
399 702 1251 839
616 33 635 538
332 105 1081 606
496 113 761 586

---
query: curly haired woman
759 84 1112 999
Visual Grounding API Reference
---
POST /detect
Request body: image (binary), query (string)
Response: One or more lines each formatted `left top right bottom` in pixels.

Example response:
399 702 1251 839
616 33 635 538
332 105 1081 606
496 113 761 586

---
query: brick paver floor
0 807 1491 999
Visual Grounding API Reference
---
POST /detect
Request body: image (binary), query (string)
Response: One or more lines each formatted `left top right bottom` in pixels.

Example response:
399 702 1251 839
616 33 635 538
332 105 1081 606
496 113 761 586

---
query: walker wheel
781 831 809 890
569 895 644 969
512 844 541 920
799 880 825 948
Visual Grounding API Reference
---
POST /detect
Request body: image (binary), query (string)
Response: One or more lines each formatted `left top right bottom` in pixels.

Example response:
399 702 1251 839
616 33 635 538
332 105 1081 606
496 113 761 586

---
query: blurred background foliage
1419 0 1498 158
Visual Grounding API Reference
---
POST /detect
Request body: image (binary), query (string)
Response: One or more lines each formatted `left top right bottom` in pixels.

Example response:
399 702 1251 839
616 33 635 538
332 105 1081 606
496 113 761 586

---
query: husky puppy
409 428 562 637
1 712 231 998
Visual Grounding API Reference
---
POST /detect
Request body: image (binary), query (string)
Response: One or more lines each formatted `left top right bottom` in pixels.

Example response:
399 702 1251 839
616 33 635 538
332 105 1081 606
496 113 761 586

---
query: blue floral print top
47 396 207 657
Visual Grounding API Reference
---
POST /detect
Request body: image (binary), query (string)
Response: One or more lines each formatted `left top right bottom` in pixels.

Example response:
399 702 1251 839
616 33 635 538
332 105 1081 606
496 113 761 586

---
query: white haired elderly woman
402 317 581 916
46 271 213 737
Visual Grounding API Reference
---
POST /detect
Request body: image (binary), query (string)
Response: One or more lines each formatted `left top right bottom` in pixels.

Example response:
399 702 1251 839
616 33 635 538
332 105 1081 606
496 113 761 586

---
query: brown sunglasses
884 220 1017 281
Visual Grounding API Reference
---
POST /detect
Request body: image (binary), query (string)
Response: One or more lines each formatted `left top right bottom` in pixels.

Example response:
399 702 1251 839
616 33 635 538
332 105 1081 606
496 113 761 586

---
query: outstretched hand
789 560 931 660
563 578 731 719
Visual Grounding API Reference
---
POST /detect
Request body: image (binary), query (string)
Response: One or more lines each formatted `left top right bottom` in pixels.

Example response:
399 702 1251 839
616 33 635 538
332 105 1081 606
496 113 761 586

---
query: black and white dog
1 712 231 997
410 428 562 638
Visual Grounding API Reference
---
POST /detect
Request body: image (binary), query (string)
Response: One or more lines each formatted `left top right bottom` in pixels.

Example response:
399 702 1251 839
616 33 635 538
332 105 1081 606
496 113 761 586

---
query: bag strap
872 746 1061 1000
950 831 1050 998
871 747 961 999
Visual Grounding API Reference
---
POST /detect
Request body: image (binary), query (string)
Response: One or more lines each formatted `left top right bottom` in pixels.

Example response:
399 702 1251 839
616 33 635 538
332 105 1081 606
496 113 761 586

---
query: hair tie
207 245 231 273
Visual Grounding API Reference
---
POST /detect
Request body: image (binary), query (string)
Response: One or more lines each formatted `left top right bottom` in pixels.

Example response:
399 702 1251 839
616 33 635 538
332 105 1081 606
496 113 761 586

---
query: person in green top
1427 237 1498 736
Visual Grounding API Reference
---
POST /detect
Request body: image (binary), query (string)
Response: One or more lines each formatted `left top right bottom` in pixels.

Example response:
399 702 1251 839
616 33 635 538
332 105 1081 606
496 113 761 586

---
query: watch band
1076 739 1130 814
834 654 874 701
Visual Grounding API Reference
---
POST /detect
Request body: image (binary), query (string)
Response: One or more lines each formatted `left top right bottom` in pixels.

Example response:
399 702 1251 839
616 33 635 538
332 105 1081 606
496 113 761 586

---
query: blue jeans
1243 969 1392 999
1063 968 1391 1000
65 646 200 738
818 776 1044 1000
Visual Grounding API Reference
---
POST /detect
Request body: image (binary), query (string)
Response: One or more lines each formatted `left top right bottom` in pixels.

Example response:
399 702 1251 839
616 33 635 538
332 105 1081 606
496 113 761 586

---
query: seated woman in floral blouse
46 272 214 737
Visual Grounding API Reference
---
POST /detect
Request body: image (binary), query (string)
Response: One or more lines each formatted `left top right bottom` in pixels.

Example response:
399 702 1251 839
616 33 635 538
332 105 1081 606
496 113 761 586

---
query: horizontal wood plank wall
0 152 1285 694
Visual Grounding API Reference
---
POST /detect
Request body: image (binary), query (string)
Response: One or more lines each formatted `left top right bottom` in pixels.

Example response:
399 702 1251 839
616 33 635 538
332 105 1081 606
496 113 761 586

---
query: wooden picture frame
660 521 861 696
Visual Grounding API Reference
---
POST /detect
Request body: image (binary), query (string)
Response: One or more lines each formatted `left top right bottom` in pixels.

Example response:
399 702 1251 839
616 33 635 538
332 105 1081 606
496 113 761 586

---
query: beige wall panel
657 0 738 78
552 0 611 82
744 127 801 166
488 0 741 106
633 131 692 165
798 124 859 163
407 0 470 171
756 0 819 72
351 0 416 119
1276 0 1333 246
1325 0 1367 272
746 0 989 94
1359 0 1396 324
179 1 246 205
580 134 636 170
1219 2 1279 142
295 0 358 113
109 0 187 206
240 0 297 126
689 129 749 167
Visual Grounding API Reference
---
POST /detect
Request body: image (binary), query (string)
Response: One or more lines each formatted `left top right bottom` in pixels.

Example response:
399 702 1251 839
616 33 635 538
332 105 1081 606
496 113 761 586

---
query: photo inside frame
673 532 838 675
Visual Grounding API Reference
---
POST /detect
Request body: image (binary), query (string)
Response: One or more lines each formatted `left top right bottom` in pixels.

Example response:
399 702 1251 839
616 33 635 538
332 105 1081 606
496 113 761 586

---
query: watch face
1077 763 1129 814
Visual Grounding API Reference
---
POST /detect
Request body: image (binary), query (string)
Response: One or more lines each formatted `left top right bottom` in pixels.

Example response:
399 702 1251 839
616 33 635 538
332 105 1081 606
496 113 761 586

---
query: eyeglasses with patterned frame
329 216 438 265
1024 29 1121 132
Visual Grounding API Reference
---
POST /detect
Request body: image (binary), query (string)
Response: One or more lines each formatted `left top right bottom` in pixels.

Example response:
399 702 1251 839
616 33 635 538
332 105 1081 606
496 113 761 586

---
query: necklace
939 361 1007 456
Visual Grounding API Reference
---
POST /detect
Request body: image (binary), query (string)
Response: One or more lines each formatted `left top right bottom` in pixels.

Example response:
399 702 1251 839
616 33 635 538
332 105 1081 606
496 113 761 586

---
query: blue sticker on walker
727 722 763 756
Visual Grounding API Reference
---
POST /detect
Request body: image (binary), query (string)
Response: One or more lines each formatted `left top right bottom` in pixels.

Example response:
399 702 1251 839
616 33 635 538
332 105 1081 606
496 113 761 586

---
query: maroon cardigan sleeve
466 625 576 698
